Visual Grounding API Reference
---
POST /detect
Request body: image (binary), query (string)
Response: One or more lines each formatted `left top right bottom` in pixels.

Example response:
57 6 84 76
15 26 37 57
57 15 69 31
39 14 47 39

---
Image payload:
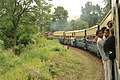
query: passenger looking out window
103 29 110 41
93 30 99 42
97 30 111 80
104 28 118 80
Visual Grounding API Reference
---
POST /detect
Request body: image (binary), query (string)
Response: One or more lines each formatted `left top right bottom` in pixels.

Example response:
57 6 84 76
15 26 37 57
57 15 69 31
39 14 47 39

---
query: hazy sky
51 0 104 20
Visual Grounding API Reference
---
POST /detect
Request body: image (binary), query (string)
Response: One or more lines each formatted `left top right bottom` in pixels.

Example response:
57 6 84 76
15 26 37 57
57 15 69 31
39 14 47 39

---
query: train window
77 36 84 40
87 36 95 41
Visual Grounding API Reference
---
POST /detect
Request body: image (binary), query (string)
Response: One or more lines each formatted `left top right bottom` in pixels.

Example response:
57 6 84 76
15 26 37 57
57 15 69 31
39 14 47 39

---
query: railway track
69 46 105 80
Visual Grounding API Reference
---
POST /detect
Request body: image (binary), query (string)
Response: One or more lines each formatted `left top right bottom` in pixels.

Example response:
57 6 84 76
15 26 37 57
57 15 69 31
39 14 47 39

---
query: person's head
101 27 107 33
104 29 110 38
110 27 114 36
107 20 112 28
98 30 103 38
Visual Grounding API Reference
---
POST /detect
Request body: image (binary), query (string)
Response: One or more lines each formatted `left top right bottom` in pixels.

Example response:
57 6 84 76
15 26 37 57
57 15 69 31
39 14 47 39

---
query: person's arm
98 39 108 60
98 39 104 47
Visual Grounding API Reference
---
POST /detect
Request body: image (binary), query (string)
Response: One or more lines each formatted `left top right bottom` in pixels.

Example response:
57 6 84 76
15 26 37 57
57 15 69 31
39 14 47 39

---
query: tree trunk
12 18 19 47
13 26 17 46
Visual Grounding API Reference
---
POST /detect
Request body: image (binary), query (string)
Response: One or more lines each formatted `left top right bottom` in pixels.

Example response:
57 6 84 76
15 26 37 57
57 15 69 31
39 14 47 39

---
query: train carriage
99 10 112 29
65 31 75 45
44 32 53 39
86 25 99 55
53 31 64 43
64 30 86 48
75 30 86 49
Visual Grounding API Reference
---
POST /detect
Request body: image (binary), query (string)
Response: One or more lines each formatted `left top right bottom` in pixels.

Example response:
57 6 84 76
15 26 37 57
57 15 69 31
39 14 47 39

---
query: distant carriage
44 32 53 39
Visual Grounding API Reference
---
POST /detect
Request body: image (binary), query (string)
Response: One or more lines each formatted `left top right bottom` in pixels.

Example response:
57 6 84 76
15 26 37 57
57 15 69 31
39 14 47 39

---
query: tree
53 6 68 21
0 0 36 46
64 19 88 31
0 0 52 48
35 0 52 32
102 0 111 17
50 6 68 31
72 19 88 30
80 1 103 27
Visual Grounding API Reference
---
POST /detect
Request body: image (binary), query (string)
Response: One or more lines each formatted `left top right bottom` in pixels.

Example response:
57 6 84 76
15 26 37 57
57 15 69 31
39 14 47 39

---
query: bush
0 39 4 48
52 47 60 52
14 44 24 55
3 37 14 49
18 34 32 46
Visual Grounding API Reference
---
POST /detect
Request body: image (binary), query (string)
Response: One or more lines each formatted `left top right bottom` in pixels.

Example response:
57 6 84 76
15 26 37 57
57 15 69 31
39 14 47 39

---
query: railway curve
68 46 104 80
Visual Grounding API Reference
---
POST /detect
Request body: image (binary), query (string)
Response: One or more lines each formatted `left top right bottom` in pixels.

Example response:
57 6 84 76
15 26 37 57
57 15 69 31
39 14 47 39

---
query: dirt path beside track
69 47 104 80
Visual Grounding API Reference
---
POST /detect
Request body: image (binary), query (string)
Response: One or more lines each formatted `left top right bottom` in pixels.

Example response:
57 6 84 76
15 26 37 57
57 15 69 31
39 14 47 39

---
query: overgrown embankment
0 36 103 80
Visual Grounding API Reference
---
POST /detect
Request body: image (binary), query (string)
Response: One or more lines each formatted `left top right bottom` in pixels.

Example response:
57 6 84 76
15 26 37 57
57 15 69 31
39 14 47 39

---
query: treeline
0 0 110 51
52 0 111 31
0 0 67 51
50 0 110 31
80 0 110 27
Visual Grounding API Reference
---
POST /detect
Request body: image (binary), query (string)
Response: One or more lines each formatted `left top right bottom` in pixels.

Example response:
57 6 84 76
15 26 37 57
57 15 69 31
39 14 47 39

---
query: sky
51 0 105 20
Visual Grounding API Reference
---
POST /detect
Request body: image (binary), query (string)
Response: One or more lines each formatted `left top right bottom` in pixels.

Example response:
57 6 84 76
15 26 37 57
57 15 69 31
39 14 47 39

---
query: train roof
65 29 85 33
53 31 64 36
86 25 98 36
99 9 112 28
86 25 98 30
53 31 64 33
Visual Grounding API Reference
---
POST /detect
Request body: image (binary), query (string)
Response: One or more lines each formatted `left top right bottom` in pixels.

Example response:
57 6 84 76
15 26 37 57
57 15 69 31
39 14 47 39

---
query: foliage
14 44 25 55
0 37 66 80
50 6 88 31
66 19 88 30
0 39 4 51
0 0 53 49
18 33 32 46
0 0 37 46
50 6 68 31
35 0 53 32
3 37 14 49
0 37 102 80
52 6 68 21
103 0 111 16
50 19 67 31
80 0 111 27
0 24 14 48
80 1 103 27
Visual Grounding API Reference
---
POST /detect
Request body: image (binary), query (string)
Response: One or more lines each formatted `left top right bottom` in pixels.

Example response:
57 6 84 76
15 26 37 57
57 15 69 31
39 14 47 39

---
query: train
52 10 112 56
45 0 120 79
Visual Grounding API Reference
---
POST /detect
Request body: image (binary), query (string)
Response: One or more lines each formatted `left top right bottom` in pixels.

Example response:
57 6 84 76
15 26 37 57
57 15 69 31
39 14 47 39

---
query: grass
0 36 100 80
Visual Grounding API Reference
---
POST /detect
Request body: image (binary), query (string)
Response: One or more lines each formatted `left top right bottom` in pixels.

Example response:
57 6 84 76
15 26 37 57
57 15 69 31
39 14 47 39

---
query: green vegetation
80 2 102 27
0 0 53 48
0 37 64 80
0 0 110 49
80 0 111 27
0 0 107 79
0 36 100 80
52 0 111 31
